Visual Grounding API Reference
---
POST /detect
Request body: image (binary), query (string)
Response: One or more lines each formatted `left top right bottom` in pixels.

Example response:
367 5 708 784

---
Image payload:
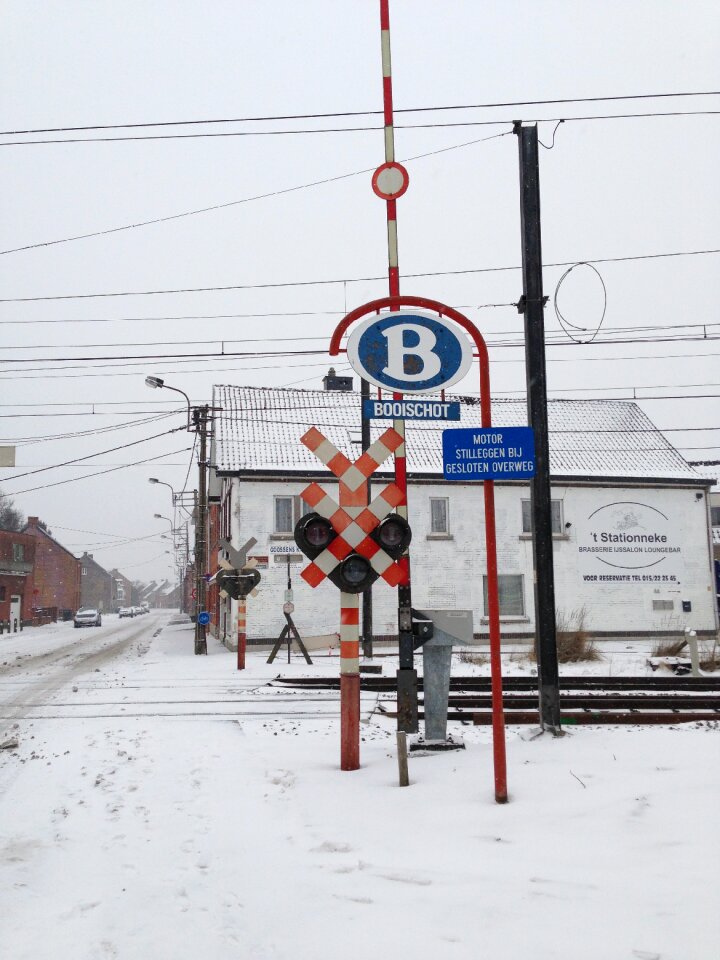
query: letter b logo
347 310 473 394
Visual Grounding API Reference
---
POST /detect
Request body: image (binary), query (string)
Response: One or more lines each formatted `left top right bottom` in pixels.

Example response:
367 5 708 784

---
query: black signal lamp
294 512 335 557
373 514 412 557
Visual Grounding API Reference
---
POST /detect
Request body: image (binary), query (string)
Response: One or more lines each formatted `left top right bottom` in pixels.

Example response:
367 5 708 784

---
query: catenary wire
0 131 510 256
2 110 719 147
1 427 186 482
2 247 717 302
6 447 193 496
4 90 717 135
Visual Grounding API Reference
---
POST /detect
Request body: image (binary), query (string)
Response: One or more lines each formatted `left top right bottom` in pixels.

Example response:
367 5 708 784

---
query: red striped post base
340 592 360 770
237 598 247 671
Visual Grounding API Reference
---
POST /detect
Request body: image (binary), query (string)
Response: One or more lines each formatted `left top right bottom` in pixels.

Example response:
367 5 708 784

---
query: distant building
23 516 81 617
109 569 138 610
79 553 114 612
0 529 36 626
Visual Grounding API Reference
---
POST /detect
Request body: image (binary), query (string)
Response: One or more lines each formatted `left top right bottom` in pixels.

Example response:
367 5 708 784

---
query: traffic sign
197 611 210 626
362 398 460 421
347 310 473 394
442 427 536 480
371 161 409 200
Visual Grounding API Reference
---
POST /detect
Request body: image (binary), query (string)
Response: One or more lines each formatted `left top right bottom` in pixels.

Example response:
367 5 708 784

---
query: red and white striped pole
340 592 360 770
237 597 247 671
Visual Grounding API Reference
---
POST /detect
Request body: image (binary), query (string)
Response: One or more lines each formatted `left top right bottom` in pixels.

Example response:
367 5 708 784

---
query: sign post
294 426 408 771
330 295 510 803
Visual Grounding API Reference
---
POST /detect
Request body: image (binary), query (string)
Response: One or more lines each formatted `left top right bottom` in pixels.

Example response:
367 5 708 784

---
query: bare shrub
457 649 488 666
699 639 720 672
527 606 602 663
650 637 687 658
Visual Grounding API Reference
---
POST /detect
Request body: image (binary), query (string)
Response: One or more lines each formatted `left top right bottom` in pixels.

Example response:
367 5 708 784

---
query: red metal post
329 295 509 802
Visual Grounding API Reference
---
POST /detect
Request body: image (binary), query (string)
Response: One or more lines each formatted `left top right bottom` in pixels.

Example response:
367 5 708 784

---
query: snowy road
0 616 718 960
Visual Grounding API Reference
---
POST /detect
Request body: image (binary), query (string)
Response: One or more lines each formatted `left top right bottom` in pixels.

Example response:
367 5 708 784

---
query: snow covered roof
212 385 707 484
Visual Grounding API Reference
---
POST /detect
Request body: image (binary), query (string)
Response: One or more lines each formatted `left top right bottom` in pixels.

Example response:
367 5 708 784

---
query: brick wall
23 518 80 615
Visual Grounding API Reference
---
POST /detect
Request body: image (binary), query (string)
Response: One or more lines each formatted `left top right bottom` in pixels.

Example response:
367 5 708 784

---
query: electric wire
0 131 510 257
2 247 717 301
7 447 193 496
1 426 186 482
4 90 717 135
2 109 719 147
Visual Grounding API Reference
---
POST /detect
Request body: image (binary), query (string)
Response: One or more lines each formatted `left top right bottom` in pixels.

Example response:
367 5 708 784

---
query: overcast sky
1 1 718 586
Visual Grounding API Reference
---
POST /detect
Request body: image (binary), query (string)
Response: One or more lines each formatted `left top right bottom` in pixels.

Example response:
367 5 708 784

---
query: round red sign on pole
371 161 409 200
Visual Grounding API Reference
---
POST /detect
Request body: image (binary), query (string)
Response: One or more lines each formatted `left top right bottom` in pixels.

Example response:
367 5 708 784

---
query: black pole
195 406 209 655
514 122 561 733
360 377 374 659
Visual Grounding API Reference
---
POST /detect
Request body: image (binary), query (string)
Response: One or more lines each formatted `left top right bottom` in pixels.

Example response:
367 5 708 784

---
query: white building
209 384 719 647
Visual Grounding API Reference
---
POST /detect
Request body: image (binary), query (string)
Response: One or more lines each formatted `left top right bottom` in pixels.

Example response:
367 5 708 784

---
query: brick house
23 517 81 617
0 529 36 626
79 552 114 612
109 569 138 610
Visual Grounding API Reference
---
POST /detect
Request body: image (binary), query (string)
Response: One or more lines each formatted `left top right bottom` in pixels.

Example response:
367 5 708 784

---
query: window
0 586 6 602
274 496 294 534
521 499 563 535
483 575 525 617
429 498 449 535
711 506 720 527
81 567 88 576
652 599 674 611
12 543 25 562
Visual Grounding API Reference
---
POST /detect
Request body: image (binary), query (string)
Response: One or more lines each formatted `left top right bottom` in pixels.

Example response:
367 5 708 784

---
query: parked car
74 608 102 628
118 607 134 618
131 606 144 616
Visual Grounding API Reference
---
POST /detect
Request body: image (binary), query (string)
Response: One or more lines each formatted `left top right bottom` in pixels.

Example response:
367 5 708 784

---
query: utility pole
514 122 561 733
360 376 373 659
194 405 209 655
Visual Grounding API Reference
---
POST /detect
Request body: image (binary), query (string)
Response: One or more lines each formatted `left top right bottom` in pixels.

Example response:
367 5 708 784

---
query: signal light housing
294 510 411 594
217 567 261 600
372 514 412 558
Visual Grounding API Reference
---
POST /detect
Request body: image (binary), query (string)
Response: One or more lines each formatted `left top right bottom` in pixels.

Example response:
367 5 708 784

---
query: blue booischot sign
362 398 461 421
442 427 536 480
346 310 473 394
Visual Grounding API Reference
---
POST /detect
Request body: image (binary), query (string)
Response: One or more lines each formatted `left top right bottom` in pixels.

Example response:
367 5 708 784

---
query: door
10 595 21 630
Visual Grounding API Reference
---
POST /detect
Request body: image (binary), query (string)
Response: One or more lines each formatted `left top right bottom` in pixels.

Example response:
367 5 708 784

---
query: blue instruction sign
442 427 536 480
197 611 211 625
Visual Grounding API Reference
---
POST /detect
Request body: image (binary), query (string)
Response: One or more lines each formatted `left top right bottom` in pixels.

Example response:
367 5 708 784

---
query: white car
118 607 134 618
74 608 102 628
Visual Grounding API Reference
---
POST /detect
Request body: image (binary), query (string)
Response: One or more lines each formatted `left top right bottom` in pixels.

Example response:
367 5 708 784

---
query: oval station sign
346 310 473 394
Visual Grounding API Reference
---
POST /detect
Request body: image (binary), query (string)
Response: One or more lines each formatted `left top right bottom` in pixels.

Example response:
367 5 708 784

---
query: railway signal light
294 511 411 594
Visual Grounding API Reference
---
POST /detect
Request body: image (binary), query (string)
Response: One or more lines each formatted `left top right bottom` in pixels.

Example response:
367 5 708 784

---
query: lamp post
145 375 220 655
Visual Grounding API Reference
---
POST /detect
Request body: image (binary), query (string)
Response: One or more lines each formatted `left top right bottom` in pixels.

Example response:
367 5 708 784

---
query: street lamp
154 513 174 536
145 376 192 430
145 374 216 656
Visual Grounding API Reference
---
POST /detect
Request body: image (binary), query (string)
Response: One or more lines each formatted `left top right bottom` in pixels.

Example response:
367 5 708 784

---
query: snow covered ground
1 613 718 960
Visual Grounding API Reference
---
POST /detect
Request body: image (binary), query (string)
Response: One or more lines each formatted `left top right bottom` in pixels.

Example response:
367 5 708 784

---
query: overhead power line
0 131 510 257
2 426 185 482
7 447 193 496
4 90 717 135
1 247 717 302
1 110 718 147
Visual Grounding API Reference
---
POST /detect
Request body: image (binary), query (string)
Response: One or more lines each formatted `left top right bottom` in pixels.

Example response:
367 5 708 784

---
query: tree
0 489 24 532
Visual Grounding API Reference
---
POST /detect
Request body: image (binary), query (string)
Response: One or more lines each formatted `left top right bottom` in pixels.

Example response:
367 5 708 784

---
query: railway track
275 674 720 724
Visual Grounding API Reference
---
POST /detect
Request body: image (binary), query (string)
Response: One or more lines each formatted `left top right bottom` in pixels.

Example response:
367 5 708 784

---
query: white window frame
521 499 564 536
429 497 450 536
273 496 294 535
483 574 526 618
